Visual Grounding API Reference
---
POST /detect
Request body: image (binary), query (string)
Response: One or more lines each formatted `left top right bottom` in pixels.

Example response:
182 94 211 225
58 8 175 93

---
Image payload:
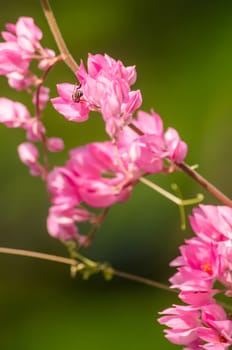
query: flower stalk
0 247 171 292
40 0 79 74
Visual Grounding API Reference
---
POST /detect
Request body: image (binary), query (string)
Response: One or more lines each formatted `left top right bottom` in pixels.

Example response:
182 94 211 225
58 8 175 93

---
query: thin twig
0 247 76 265
0 247 172 292
177 162 232 208
112 268 173 292
140 177 203 206
40 0 79 74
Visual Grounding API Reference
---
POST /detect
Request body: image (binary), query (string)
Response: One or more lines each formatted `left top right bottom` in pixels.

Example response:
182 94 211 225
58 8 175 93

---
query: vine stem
177 162 232 208
0 247 172 292
140 177 203 206
40 0 79 74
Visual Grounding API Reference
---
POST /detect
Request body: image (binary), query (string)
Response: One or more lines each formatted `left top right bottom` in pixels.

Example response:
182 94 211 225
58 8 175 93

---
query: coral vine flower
0 97 45 141
51 83 90 122
17 142 42 176
47 141 141 209
46 140 142 241
2 17 42 53
159 205 232 349
0 97 30 127
118 110 188 172
47 205 91 241
0 17 56 90
51 53 142 138
159 304 232 349
46 110 188 241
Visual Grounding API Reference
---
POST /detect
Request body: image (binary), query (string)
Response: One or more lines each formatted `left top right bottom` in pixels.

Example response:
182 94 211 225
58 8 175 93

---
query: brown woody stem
0 247 171 292
40 0 79 74
177 162 232 208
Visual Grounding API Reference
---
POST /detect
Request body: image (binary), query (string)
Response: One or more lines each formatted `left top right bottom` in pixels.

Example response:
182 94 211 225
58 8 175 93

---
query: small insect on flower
72 83 83 103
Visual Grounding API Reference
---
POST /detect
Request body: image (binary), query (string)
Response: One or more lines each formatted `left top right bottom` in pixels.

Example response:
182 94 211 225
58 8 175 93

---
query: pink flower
52 53 142 138
118 109 187 173
67 141 140 207
0 97 30 127
0 17 56 90
47 167 81 208
47 140 141 209
24 118 45 141
159 303 232 349
170 238 221 288
198 304 232 349
51 83 90 122
190 205 232 243
159 205 232 348
17 142 42 176
77 53 142 138
0 17 42 80
2 17 42 53
46 137 64 152
158 304 201 346
47 205 90 241
0 46 30 76
7 70 35 90
164 127 188 163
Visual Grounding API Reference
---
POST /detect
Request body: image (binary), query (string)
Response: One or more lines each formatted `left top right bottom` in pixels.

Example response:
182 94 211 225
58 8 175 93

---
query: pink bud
24 118 45 141
47 137 64 152
165 127 188 163
17 142 42 176
0 98 30 127
18 142 39 165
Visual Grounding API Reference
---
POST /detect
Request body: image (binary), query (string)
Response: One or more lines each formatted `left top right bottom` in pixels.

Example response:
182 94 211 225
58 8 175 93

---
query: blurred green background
0 0 232 349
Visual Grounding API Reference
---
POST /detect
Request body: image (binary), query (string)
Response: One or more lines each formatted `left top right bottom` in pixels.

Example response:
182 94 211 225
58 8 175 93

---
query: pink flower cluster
46 110 187 240
2 12 232 350
0 16 188 243
52 53 142 138
159 205 232 349
0 16 56 90
0 17 64 178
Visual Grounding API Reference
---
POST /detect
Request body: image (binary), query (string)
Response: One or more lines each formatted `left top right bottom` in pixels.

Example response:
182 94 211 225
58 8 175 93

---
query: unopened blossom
46 137 64 152
52 53 142 138
17 142 42 176
24 118 45 142
0 97 30 127
164 127 188 163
